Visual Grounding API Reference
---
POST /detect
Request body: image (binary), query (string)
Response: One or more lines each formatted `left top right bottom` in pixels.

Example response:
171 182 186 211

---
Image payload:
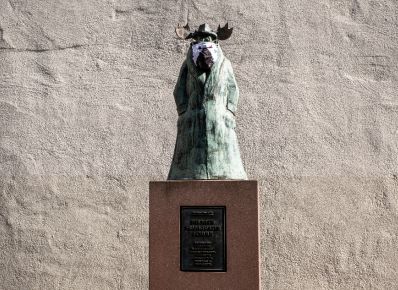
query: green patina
168 23 247 180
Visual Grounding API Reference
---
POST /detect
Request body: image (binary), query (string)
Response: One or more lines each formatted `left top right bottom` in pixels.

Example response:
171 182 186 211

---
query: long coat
168 46 247 180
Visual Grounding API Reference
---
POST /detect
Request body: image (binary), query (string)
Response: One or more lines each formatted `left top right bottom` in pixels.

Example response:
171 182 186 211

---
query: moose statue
168 23 247 180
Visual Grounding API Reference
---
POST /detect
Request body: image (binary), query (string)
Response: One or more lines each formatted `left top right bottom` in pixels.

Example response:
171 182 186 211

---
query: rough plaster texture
0 0 397 289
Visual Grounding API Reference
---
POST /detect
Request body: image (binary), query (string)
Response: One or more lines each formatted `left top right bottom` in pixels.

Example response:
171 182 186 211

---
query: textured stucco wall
0 0 397 289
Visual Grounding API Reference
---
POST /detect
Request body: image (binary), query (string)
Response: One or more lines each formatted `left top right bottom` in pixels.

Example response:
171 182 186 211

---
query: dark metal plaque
180 206 226 272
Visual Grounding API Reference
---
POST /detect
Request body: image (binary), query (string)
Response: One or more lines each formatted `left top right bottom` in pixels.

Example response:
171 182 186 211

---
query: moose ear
217 23 233 40
175 23 191 39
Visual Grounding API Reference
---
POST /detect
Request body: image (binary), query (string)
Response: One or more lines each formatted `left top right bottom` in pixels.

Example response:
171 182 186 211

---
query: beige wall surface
0 0 397 289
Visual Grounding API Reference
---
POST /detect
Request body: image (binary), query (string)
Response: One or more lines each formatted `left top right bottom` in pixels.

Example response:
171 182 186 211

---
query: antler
217 23 233 40
175 23 190 39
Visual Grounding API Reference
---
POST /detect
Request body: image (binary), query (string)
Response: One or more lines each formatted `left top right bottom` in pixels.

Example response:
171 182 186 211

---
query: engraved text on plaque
180 206 226 271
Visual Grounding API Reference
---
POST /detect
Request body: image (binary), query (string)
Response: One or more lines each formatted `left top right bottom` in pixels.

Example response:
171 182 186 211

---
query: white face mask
192 42 219 66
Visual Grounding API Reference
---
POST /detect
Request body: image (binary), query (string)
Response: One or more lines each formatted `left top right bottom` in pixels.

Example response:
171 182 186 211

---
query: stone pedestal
149 180 260 290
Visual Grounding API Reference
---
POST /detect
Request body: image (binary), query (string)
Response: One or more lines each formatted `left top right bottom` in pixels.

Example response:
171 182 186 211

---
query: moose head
175 23 233 71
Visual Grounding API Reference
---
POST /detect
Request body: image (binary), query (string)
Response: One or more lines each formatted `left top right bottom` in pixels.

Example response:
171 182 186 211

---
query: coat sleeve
224 59 239 114
173 60 188 115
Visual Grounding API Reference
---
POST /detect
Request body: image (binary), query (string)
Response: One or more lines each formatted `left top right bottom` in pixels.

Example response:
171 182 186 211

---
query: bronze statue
168 23 247 180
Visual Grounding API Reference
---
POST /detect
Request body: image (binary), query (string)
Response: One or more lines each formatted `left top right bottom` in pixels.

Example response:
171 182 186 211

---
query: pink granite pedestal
149 180 260 290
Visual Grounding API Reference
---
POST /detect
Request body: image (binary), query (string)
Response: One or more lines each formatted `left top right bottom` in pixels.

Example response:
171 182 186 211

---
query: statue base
149 180 260 290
